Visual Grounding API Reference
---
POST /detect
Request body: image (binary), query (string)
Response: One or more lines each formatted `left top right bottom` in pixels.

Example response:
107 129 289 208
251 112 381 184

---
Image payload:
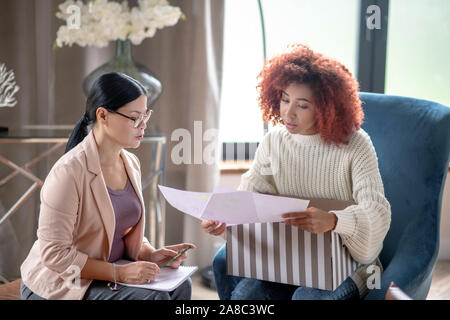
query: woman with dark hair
20 72 195 300
202 44 391 300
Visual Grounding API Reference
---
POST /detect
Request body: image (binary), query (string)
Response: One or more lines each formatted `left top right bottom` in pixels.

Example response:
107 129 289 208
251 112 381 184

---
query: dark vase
82 39 162 106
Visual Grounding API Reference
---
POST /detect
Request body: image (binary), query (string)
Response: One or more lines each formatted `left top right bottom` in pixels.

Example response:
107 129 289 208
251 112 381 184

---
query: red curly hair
257 44 364 146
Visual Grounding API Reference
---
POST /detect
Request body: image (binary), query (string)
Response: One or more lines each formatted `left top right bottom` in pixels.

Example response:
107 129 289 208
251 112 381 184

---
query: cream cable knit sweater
237 126 391 298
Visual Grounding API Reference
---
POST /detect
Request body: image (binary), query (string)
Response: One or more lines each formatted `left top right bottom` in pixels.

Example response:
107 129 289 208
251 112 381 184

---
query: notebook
114 260 198 292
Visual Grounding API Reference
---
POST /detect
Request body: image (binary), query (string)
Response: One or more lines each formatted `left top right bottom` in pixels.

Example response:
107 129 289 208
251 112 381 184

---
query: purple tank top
107 176 142 262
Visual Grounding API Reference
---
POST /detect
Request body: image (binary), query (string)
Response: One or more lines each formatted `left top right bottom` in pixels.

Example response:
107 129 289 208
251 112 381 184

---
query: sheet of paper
115 260 198 292
158 185 310 225
202 191 260 225
252 192 310 222
158 185 210 219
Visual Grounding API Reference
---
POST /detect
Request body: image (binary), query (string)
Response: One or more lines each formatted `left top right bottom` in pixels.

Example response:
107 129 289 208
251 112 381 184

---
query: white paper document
115 260 198 292
158 185 310 225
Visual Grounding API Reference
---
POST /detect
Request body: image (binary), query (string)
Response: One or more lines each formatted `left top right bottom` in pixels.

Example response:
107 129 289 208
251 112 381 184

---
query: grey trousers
20 278 192 300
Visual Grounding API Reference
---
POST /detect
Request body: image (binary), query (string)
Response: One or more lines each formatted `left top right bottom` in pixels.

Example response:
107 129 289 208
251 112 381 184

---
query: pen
159 247 192 268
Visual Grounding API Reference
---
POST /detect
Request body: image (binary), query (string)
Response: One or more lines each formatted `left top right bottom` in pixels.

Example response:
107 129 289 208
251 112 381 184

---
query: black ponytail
64 114 91 153
64 72 147 154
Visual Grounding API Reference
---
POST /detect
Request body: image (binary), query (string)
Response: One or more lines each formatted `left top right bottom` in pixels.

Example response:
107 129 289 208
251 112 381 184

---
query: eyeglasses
106 108 153 128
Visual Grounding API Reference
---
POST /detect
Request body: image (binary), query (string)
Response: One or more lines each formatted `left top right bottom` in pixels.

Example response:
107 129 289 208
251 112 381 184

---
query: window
262 0 359 75
385 0 450 107
219 0 360 146
219 0 265 144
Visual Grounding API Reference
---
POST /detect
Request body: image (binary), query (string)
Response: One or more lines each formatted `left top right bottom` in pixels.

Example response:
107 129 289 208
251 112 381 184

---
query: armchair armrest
364 216 438 300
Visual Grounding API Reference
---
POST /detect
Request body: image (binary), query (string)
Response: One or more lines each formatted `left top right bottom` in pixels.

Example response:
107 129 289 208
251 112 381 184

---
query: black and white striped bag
226 197 360 290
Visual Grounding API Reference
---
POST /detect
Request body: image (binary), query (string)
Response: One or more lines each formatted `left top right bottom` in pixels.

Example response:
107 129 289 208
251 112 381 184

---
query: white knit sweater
237 126 391 298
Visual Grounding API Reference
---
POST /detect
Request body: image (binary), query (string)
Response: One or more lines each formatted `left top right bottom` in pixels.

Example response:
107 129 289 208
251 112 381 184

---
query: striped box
226 222 361 291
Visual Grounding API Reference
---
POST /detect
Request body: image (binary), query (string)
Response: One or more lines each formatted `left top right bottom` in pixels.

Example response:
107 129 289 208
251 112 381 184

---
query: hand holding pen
159 246 193 268
149 243 196 269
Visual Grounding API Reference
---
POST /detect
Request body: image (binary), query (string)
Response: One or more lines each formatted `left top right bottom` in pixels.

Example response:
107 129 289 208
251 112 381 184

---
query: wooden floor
191 260 450 300
426 261 450 300
191 273 219 300
1 261 448 300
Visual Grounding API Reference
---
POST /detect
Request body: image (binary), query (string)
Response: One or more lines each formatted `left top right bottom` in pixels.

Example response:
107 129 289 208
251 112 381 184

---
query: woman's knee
230 279 269 300
291 279 359 300
291 286 332 300
20 281 45 300
171 278 192 300
231 279 297 300
150 291 171 300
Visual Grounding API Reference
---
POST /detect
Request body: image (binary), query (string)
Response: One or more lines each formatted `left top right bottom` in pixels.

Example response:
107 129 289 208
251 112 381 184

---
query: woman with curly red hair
203 44 391 300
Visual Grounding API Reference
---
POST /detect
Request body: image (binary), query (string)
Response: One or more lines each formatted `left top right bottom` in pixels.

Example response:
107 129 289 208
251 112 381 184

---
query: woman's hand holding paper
201 220 227 236
282 207 338 234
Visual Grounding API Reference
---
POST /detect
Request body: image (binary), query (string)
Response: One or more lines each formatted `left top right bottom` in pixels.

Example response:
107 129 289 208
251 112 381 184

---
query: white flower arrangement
55 0 184 48
0 63 20 108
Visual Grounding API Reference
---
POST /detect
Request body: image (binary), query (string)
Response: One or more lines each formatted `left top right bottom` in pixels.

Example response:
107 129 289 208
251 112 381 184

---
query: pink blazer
20 130 147 300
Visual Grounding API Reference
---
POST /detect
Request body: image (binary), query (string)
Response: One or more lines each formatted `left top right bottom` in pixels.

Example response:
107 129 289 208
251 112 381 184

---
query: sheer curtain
0 0 224 280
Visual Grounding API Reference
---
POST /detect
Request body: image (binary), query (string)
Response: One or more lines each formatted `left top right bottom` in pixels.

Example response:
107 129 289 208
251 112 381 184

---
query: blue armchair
359 92 450 300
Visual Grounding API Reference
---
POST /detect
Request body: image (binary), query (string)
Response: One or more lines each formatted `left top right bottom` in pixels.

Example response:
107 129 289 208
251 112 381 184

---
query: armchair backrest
359 92 450 269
